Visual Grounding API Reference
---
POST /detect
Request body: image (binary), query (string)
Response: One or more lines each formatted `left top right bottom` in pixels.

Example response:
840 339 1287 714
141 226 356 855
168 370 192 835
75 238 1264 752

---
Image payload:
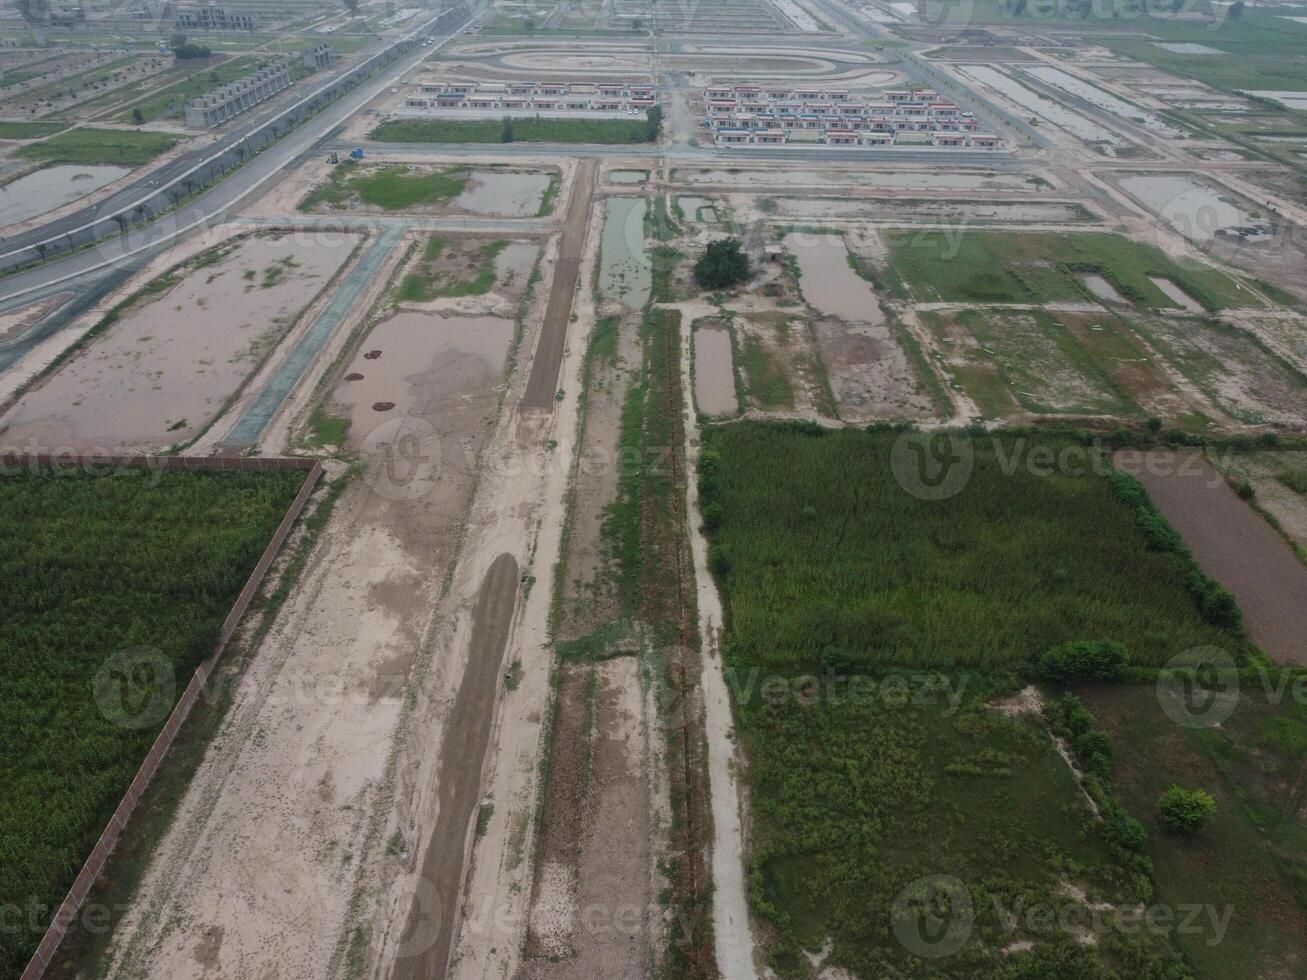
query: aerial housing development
1 0 1306 979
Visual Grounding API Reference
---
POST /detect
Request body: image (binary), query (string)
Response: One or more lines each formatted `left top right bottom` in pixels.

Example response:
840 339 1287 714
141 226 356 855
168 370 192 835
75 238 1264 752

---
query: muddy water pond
790 236 884 324
494 241 539 291
598 197 650 309
1119 174 1268 243
1148 275 1205 313
0 164 129 227
453 170 554 217
332 311 514 450
679 196 719 222
1115 450 1307 664
694 325 736 416
607 169 648 185
960 65 1122 146
1081 273 1127 305
1020 65 1188 139
0 233 355 452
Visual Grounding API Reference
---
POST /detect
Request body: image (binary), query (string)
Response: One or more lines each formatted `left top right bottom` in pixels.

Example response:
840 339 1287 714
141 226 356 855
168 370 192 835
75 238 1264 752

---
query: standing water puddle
608 170 648 185
0 233 355 452
333 311 514 448
494 241 539 288
1020 65 1188 138
694 326 736 415
0 164 129 227
1119 174 1269 243
960 66 1121 147
453 170 553 217
1081 274 1127 305
599 197 650 309
1148 276 1205 313
679 196 719 222
790 236 885 324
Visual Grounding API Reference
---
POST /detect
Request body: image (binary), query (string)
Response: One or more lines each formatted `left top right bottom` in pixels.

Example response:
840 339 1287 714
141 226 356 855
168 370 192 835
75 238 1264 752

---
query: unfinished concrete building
175 3 259 31
185 61 290 128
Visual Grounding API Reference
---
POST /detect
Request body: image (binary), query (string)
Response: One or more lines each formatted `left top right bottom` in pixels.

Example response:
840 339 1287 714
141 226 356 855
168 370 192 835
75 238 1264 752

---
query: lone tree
644 103 662 142
500 115 514 143
1157 786 1216 834
694 238 750 290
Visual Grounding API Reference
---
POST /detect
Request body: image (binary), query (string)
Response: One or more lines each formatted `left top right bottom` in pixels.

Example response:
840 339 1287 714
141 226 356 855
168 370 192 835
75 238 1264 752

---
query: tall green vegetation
301 164 470 211
693 238 750 290
0 467 304 976
371 115 660 145
697 424 1248 975
16 128 178 166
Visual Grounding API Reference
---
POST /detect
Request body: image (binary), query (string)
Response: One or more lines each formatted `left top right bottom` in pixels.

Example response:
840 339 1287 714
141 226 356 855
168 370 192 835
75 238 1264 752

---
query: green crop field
0 466 305 976
882 231 1258 311
15 127 178 166
301 163 470 211
371 115 657 145
697 423 1274 976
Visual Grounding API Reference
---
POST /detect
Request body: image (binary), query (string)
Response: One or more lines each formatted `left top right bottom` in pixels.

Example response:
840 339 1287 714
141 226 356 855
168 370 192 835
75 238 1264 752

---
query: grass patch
0 465 305 976
883 230 1257 311
301 163 471 212
371 115 657 145
15 127 178 167
0 120 64 140
397 237 509 302
739 334 794 411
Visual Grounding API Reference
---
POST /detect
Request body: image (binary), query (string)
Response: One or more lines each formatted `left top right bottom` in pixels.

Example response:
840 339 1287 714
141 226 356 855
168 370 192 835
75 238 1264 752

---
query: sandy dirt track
522 159 596 411
392 552 521 980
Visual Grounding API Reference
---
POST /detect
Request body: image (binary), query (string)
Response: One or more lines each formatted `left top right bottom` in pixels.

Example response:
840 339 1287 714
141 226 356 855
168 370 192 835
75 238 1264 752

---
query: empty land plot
1135 316 1307 427
921 309 1132 417
396 236 510 302
0 465 305 978
698 424 1255 977
300 163 471 211
371 115 658 144
1214 448 1307 552
882 231 1258 310
15 127 179 167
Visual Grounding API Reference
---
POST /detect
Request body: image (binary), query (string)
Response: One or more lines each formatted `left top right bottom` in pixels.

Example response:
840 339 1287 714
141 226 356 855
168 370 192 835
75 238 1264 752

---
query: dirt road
522 159 597 411
392 552 521 980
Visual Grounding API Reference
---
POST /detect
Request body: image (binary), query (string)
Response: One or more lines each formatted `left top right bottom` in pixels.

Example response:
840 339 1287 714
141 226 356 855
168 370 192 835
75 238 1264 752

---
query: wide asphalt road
0 8 474 304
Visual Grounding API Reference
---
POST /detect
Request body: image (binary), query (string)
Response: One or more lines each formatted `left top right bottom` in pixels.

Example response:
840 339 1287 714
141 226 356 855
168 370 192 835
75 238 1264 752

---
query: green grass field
371 115 657 145
883 231 1258 311
0 466 305 977
1081 682 1307 979
301 163 470 211
701 426 1250 673
698 424 1283 976
15 127 178 166
0 120 65 140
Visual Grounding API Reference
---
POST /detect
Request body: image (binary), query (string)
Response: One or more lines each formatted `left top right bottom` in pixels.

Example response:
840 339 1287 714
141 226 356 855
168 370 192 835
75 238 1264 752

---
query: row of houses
703 81 999 149
404 79 658 114
185 61 292 128
716 128 1001 148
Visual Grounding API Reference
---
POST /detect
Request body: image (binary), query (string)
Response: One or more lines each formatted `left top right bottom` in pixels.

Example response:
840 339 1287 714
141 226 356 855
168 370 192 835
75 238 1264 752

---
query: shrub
1073 729 1115 778
694 238 750 289
1104 808 1149 852
1156 786 1216 834
1036 640 1129 683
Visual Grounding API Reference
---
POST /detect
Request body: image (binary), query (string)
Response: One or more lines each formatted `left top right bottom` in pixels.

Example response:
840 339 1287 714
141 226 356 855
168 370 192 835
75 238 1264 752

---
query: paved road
0 8 474 303
392 552 520 980
522 157 596 410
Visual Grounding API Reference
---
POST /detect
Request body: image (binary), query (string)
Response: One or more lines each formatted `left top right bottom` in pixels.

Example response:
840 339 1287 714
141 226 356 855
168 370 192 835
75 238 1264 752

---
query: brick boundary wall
6 455 324 980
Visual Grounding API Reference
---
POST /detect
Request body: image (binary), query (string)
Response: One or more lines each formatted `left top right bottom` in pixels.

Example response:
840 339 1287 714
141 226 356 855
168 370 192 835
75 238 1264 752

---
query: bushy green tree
694 238 749 289
1036 640 1129 683
1157 786 1216 834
